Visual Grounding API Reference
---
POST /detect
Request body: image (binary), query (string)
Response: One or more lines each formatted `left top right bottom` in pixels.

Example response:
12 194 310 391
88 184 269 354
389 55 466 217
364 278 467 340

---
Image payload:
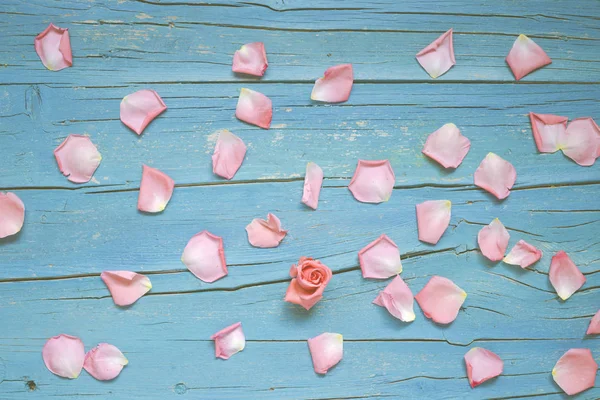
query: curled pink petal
562 117 600 166
212 129 247 180
416 29 455 79
34 24 72 71
307 332 343 374
311 64 353 103
137 165 175 213
181 231 227 283
552 348 598 395
0 192 25 239
415 276 467 324
53 135 102 183
120 90 167 135
416 200 451 245
211 322 245 360
473 153 517 200
503 240 542 269
373 275 415 322
358 234 403 279
232 42 268 77
477 218 510 261
245 213 287 248
348 160 395 204
587 310 600 335
301 162 324 209
235 88 272 129
101 271 152 306
422 123 470 168
83 343 128 381
549 251 586 301
505 34 551 80
42 334 85 379
464 347 503 388
529 112 568 153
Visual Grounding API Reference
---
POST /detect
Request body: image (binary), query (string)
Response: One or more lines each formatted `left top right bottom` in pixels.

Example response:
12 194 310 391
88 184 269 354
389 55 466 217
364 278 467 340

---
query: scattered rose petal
34 23 72 71
464 347 503 388
473 153 517 200
83 343 128 381
373 275 415 322
137 165 175 213
232 42 268 77
101 271 152 306
562 117 600 166
477 218 510 262
42 334 85 379
505 34 551 80
422 123 471 168
285 257 332 310
53 134 102 183
587 310 600 335
181 231 227 283
416 29 455 79
552 348 598 395
348 160 395 203
528 112 568 153
307 332 343 374
416 200 451 245
503 240 542 268
549 251 586 301
235 88 272 129
245 213 287 248
0 192 25 239
415 276 467 324
211 322 245 360
301 162 324 209
120 90 167 135
212 129 247 180
358 234 403 279
310 64 354 103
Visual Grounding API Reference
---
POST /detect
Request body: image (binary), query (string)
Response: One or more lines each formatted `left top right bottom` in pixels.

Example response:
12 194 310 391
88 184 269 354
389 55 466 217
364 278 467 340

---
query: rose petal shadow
0 229 22 245
423 155 455 176
232 71 264 80
476 251 501 268
373 306 415 330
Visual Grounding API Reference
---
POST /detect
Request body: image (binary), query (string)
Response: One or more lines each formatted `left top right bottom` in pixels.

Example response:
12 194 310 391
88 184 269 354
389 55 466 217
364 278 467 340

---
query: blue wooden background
0 0 599 399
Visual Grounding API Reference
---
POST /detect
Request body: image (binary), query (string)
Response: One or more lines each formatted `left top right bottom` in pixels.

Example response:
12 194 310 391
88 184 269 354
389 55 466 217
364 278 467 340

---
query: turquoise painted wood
0 0 598 399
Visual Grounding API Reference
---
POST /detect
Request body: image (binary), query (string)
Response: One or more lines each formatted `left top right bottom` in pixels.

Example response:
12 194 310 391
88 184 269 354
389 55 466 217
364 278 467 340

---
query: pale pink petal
505 34 552 80
307 332 343 374
373 275 415 322
245 213 287 248
562 118 600 166
181 231 227 283
83 343 128 381
473 153 517 200
137 165 175 213
415 276 467 324
0 192 25 239
53 135 102 183
528 112 568 153
586 310 600 335
416 29 455 79
416 200 451 245
212 129 247 180
348 160 395 203
42 334 85 379
235 88 272 129
34 24 72 71
211 322 245 360
422 123 471 168
120 90 167 135
503 240 542 268
552 348 598 395
549 251 586 301
477 218 510 261
100 271 152 306
358 234 403 279
232 42 268 77
301 162 324 209
311 64 354 103
464 347 503 388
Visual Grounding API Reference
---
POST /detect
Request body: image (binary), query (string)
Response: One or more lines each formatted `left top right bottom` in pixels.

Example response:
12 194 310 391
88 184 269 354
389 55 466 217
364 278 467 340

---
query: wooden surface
0 0 599 399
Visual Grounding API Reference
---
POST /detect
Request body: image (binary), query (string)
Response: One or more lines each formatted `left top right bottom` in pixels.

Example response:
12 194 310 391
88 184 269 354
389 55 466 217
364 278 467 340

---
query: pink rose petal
552 348 598 395
232 42 268 77
34 23 72 71
373 275 415 322
415 276 467 324
53 134 102 184
120 90 167 135
416 200 451 245
211 322 245 360
0 192 25 239
348 159 395 204
245 213 287 248
505 34 552 80
477 218 510 262
549 251 586 301
181 231 227 283
212 129 247 180
358 234 403 279
301 162 324 210
464 347 503 388
528 112 568 153
311 64 354 103
586 310 600 335
235 88 272 129
503 240 542 269
101 271 152 306
422 123 471 168
42 334 85 379
416 29 455 79
137 165 175 213
473 152 517 200
562 117 600 166
83 343 128 381
307 332 343 374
